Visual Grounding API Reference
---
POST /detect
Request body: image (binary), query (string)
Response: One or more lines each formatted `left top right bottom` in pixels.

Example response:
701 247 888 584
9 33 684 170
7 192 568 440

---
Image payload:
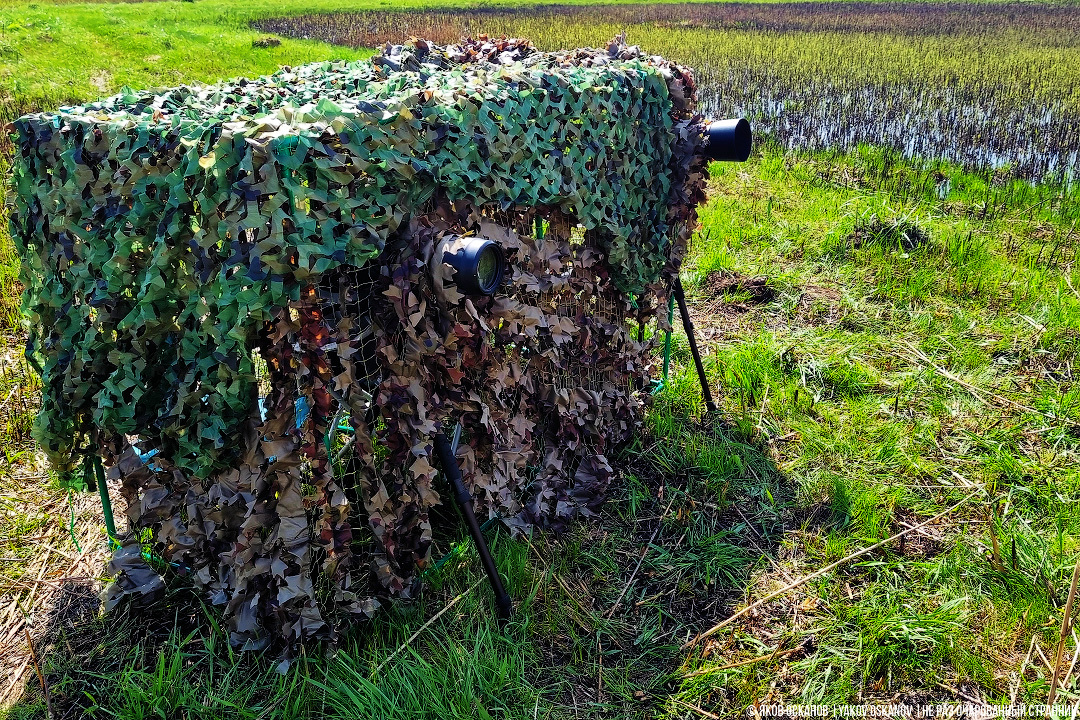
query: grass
0 0 1079 717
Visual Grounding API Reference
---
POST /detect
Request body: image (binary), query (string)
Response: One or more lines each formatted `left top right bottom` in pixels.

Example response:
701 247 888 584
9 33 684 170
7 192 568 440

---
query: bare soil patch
700 271 776 305
690 272 844 342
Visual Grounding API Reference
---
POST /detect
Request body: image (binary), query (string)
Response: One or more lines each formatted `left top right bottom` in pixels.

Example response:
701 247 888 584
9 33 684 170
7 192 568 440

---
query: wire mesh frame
247 205 675 589
261 209 674 461
249 262 386 572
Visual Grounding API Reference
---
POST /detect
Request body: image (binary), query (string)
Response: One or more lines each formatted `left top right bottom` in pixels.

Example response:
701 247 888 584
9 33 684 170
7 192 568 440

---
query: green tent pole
93 455 118 541
92 454 173 565
661 292 675 385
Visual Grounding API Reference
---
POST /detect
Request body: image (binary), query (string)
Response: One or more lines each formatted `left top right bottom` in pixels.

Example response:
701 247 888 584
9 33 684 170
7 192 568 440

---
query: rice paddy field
0 0 1079 718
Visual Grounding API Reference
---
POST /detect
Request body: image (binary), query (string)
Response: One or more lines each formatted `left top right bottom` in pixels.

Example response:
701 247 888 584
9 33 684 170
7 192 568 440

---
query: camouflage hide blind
8 37 709 648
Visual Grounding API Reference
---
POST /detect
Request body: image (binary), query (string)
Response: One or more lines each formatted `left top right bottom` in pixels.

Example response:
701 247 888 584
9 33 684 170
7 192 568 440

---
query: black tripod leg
432 432 513 620
673 277 718 413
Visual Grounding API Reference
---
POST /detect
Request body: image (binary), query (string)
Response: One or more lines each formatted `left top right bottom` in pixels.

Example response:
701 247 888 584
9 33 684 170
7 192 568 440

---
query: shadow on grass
4 402 793 719
4 580 104 720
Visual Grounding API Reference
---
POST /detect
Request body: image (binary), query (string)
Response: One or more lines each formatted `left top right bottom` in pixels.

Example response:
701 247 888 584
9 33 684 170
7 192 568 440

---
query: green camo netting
9 44 689 479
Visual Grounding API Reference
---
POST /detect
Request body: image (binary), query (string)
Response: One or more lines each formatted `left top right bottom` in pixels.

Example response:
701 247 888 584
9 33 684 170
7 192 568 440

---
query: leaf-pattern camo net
8 37 708 649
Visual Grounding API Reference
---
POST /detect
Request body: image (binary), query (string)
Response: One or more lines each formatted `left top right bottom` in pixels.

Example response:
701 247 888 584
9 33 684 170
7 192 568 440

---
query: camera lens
439 236 506 296
476 246 501 293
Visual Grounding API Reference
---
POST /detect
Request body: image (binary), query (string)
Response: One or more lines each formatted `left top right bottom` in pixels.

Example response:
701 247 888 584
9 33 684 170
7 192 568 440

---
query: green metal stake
88 454 177 567
67 489 82 553
653 292 675 395
663 292 675 382
93 454 118 542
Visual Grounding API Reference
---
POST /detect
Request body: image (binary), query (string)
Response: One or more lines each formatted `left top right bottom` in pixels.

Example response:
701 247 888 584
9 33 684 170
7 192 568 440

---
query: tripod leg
673 277 718 413
432 432 513 620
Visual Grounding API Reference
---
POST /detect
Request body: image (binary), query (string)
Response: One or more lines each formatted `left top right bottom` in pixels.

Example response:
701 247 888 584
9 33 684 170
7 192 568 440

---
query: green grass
669 143 1080 706
2 0 1080 717
0 1 377 121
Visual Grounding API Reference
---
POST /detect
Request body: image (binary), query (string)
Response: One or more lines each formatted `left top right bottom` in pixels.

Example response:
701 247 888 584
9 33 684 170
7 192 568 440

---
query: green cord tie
67 489 82 553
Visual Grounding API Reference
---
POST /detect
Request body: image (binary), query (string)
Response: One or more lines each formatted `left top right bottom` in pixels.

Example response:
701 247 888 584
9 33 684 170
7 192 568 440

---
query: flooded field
255 3 1080 182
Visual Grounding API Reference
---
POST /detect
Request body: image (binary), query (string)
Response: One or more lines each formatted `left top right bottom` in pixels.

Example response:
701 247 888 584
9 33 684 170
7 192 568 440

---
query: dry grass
0 470 109 709
0 333 110 711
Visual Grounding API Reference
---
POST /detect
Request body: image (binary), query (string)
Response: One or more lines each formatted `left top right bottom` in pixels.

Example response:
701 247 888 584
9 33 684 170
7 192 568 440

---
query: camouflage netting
9 37 708 649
